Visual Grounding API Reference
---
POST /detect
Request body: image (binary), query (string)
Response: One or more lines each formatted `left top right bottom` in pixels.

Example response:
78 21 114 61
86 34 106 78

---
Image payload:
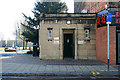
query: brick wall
74 2 120 13
96 26 116 65
109 26 116 65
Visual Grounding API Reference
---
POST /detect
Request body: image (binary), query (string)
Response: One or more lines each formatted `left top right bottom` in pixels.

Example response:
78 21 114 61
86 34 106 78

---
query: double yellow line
92 72 100 76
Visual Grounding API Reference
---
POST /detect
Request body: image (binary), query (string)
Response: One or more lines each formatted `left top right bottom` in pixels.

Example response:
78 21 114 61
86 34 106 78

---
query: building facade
74 2 120 13
39 13 96 60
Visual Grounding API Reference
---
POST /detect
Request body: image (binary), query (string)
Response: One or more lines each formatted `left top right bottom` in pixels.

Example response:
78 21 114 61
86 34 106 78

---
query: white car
5 47 16 52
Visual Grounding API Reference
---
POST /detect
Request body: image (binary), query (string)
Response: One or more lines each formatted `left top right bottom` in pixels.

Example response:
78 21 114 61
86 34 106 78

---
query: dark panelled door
118 33 120 63
63 34 73 58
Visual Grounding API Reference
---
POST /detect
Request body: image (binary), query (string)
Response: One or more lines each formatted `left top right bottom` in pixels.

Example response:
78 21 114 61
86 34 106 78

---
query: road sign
107 12 112 22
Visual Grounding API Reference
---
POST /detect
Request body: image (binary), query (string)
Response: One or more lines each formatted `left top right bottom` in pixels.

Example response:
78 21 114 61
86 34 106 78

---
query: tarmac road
2 76 120 80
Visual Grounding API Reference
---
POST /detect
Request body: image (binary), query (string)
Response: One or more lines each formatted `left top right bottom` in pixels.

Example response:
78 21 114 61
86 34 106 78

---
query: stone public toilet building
39 13 96 60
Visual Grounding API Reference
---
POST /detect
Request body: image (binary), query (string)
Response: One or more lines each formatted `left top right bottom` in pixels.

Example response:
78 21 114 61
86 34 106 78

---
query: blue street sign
107 12 112 22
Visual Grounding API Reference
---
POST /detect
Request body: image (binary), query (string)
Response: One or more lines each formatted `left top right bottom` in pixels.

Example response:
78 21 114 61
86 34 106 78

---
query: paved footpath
0 52 120 77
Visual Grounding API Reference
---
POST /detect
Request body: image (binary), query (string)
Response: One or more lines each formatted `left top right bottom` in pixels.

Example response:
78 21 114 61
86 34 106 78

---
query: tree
21 1 68 45
119 1 120 8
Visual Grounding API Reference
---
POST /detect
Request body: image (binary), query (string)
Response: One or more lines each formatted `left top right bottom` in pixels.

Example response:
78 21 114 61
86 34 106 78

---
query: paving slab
38 65 46 72
72 66 81 72
0 52 120 77
52 65 60 72
59 65 67 72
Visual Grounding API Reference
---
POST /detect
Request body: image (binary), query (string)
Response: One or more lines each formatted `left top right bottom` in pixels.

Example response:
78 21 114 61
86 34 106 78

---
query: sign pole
106 12 112 71
107 22 110 71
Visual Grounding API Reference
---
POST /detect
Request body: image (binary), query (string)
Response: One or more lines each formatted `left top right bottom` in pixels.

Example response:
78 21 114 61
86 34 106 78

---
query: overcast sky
0 0 74 40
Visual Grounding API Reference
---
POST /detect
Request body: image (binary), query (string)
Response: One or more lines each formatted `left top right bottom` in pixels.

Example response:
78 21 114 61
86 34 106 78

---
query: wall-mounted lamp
67 20 71 24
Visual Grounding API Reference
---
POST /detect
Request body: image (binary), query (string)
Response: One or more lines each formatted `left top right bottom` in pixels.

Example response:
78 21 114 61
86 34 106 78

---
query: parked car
5 47 16 52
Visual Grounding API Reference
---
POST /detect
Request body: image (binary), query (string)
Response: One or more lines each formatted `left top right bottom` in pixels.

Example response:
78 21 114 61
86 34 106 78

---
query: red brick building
96 8 120 65
74 2 120 13
74 2 120 65
96 25 117 65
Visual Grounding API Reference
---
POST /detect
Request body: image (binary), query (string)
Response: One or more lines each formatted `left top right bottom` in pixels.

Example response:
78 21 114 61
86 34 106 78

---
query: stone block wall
77 24 96 60
39 13 96 60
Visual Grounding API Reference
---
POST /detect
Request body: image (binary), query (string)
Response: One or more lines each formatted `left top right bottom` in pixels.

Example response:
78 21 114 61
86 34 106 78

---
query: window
85 29 90 39
47 27 53 41
48 30 52 40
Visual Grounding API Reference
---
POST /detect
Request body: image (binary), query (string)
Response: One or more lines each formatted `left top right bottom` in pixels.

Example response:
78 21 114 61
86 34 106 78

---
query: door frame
59 27 78 60
116 26 120 64
116 32 120 64
63 31 75 59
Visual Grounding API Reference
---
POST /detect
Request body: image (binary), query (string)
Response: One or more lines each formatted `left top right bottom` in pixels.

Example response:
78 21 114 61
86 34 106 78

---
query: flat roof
39 13 96 20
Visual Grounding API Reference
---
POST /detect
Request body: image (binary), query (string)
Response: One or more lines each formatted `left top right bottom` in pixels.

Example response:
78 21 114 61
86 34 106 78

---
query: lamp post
18 25 20 50
16 29 17 54
16 23 20 54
